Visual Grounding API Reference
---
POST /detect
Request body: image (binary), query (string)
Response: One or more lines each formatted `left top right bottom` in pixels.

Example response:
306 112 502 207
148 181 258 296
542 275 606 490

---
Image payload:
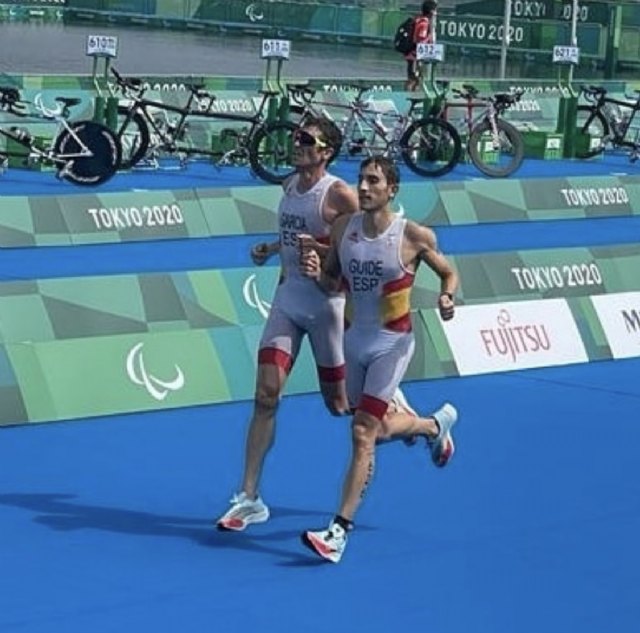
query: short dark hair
422 0 438 15
302 115 342 156
360 156 400 188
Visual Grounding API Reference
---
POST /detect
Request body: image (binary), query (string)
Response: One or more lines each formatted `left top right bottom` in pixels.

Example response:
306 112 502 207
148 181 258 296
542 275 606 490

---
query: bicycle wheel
574 106 608 159
400 117 461 178
115 106 150 169
53 120 121 186
468 119 524 178
249 120 297 184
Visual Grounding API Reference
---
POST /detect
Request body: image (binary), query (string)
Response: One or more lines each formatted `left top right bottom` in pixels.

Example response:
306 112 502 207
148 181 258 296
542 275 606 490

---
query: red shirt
405 15 433 61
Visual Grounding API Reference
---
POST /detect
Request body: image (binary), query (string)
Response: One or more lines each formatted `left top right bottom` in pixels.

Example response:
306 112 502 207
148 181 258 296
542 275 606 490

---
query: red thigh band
317 364 346 383
258 347 293 374
358 394 389 421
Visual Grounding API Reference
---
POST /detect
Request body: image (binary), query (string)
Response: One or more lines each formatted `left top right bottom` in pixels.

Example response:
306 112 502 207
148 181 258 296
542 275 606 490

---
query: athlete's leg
308 296 349 415
301 409 377 561
405 60 418 92
378 408 439 443
240 305 304 499
337 407 381 521
348 331 427 444
240 361 289 499
317 364 348 416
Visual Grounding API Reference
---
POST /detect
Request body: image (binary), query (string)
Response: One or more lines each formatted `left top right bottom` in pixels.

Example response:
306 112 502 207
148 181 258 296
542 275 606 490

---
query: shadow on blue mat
0 492 354 565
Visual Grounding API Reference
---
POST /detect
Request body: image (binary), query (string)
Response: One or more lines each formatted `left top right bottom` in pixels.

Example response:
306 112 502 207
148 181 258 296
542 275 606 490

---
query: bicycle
110 68 296 184
286 82 461 178
0 87 121 186
575 85 640 161
431 83 525 178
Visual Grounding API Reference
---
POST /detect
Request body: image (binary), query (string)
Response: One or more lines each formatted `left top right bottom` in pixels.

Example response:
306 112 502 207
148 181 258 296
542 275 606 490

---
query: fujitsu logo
126 343 185 401
480 309 551 363
243 273 272 319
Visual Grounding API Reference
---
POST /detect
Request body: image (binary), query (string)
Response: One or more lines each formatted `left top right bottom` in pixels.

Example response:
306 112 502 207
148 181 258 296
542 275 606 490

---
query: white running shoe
301 522 348 563
216 492 270 531
429 403 458 468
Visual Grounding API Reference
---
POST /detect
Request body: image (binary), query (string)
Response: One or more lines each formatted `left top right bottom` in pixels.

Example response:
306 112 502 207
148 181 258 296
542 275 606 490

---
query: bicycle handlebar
111 67 144 93
448 84 522 110
287 83 316 103
287 81 372 107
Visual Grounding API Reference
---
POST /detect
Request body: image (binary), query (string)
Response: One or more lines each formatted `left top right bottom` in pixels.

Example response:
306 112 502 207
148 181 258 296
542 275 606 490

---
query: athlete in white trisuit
216 117 359 531
215 123 444 534
258 169 346 383
299 156 460 563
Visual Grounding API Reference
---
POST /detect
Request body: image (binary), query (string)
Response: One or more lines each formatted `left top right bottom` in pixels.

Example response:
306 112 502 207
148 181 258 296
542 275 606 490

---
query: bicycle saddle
461 84 479 98
582 85 606 96
55 97 81 108
287 83 313 92
494 92 518 104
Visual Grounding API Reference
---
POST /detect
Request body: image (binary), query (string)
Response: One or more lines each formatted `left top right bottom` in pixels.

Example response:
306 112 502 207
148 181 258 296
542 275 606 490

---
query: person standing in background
404 0 438 91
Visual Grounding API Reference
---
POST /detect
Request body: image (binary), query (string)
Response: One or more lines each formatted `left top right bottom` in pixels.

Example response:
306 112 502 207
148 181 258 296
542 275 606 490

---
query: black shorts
406 60 419 81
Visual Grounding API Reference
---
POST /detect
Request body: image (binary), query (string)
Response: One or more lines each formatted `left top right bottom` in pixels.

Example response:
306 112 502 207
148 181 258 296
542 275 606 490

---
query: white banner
442 299 587 375
591 292 640 359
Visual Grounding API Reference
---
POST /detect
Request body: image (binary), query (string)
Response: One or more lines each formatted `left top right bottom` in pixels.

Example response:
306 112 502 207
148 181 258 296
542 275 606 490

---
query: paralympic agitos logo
126 342 185 401
245 3 264 22
243 273 272 319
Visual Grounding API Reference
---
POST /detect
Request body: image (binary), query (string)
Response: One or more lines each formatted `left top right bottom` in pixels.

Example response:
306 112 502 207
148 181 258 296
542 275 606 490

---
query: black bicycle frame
118 89 274 156
595 92 640 147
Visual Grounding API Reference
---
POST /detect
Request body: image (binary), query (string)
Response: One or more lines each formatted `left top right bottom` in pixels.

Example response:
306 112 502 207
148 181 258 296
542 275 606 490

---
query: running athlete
299 156 459 563
215 117 358 530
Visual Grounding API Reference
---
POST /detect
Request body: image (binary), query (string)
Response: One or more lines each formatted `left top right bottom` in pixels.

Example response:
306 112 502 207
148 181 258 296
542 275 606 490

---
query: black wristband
440 292 454 301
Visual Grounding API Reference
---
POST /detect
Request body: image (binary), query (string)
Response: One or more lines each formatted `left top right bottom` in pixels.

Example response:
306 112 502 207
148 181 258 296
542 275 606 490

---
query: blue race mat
0 359 638 633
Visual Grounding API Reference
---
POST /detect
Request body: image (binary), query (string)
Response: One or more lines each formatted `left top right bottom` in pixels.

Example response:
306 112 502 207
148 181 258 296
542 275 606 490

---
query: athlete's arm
405 222 458 321
300 215 349 293
250 240 280 266
309 179 359 260
297 181 357 261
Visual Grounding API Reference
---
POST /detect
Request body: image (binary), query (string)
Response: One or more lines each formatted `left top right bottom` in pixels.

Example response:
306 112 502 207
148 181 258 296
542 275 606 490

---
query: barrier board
2 174 639 247
1 243 639 426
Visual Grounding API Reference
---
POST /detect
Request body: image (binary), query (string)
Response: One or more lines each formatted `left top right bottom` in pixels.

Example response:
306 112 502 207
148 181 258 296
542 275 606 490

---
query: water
0 20 624 82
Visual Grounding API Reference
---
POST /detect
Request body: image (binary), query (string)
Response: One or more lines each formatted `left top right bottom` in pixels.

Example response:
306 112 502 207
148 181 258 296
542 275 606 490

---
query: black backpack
393 17 416 55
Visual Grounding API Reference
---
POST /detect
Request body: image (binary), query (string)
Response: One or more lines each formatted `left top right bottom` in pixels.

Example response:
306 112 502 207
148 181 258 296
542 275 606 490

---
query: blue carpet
0 360 638 633
0 152 637 196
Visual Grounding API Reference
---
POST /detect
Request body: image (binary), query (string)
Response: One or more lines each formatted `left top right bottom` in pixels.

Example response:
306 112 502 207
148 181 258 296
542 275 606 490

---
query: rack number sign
86 35 119 58
416 43 444 63
552 45 580 65
261 39 291 60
